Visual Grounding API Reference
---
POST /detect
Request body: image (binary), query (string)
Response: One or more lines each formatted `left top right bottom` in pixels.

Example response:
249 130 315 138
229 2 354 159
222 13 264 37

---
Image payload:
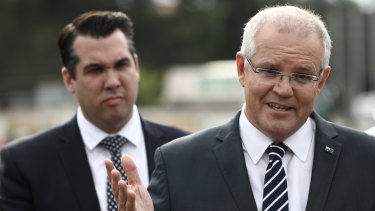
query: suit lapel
57 117 101 211
306 112 342 211
212 112 258 211
140 116 165 178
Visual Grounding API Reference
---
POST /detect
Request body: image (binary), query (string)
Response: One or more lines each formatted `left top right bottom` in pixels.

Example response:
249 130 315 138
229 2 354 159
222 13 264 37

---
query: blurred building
323 1 375 128
0 60 244 143
1 57 375 146
2 1 375 145
141 60 244 132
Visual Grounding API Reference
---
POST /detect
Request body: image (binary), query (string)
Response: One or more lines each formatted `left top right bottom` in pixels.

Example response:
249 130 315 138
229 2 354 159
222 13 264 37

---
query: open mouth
267 103 292 111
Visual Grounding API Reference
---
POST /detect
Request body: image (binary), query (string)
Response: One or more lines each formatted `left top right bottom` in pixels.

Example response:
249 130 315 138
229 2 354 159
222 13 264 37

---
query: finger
121 154 143 185
104 159 115 180
118 180 129 211
125 189 136 211
111 169 122 203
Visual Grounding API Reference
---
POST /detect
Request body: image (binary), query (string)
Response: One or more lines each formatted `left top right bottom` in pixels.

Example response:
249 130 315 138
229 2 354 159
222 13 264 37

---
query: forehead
73 29 132 64
253 23 323 66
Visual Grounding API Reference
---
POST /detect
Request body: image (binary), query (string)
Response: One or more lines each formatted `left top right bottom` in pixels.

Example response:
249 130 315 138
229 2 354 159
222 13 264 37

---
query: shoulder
316 117 375 156
140 117 190 139
1 120 71 156
333 123 375 146
159 125 223 154
157 112 241 155
313 111 375 144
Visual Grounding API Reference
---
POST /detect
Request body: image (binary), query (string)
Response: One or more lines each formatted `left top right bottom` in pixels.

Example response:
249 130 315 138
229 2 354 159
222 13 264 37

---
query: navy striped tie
262 142 289 211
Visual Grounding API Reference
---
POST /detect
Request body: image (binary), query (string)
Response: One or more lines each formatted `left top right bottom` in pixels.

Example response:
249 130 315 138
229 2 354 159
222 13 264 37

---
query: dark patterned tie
100 135 127 211
262 142 289 211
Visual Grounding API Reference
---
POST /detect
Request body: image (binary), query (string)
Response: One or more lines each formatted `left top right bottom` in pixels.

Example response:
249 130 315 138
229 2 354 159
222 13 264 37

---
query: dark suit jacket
0 115 189 211
148 111 375 211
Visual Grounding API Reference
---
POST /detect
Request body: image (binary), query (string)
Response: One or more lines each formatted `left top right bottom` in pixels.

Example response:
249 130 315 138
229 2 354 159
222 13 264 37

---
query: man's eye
85 68 101 74
260 69 280 77
92 68 104 73
115 62 130 70
118 63 128 68
293 74 315 83
294 74 312 80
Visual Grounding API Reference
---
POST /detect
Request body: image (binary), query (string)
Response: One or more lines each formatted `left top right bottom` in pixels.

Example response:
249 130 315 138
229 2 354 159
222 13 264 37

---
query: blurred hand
104 155 154 211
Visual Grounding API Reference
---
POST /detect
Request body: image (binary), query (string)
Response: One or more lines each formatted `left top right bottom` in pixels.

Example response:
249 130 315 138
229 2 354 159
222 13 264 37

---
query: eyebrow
115 57 131 65
257 61 318 74
255 61 276 68
293 66 319 74
82 57 133 71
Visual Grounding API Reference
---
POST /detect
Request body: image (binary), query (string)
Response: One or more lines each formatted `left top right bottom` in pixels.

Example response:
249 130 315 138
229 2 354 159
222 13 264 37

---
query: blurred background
1 0 375 147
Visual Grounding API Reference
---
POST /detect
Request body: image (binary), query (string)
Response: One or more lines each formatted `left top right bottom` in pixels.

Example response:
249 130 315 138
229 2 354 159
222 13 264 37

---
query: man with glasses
106 5 375 211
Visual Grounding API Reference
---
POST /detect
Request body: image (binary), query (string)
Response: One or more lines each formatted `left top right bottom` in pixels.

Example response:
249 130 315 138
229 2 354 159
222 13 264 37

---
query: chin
264 125 291 140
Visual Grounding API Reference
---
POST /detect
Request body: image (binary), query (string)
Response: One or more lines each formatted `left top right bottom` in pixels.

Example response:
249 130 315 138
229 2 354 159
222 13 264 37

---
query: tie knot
99 135 127 153
266 142 288 161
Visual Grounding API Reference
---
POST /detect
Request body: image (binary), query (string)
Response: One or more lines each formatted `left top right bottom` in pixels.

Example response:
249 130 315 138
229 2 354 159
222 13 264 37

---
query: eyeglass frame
244 56 325 89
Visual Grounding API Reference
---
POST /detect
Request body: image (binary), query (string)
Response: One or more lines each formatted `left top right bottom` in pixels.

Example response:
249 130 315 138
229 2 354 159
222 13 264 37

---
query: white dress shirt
77 105 149 211
239 106 315 211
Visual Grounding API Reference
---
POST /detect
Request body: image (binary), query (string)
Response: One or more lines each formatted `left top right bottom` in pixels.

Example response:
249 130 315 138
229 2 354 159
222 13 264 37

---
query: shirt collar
239 105 315 164
77 105 143 151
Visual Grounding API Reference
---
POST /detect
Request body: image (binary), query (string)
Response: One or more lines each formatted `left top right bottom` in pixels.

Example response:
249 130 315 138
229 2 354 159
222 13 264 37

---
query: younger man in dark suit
0 11 189 211
107 5 375 211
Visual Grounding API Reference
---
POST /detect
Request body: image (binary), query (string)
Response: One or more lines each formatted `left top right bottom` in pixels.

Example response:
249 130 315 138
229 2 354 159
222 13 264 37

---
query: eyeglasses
245 57 324 90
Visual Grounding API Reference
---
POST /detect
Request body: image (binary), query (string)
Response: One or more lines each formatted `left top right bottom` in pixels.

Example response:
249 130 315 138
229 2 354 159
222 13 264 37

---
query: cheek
244 83 266 112
75 79 101 98
74 88 91 108
122 74 139 92
246 81 268 99
296 91 317 112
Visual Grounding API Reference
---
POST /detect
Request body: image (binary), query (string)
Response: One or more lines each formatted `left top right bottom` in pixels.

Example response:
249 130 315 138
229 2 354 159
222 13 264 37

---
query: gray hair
240 5 332 69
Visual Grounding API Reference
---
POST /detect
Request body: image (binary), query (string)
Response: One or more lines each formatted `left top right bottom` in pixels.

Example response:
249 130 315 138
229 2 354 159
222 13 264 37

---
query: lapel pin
325 146 334 155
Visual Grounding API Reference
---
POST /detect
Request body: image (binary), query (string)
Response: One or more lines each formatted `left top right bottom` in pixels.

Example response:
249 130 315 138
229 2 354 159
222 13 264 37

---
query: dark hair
57 11 136 78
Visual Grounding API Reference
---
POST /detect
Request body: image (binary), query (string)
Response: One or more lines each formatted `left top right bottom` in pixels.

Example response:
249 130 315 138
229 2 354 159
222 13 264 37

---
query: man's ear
236 52 246 87
316 66 331 95
61 67 76 94
134 54 140 72
132 54 141 81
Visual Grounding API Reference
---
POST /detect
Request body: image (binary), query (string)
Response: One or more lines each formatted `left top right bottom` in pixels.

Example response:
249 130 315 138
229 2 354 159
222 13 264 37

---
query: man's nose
278 74 292 82
273 75 293 96
104 70 120 89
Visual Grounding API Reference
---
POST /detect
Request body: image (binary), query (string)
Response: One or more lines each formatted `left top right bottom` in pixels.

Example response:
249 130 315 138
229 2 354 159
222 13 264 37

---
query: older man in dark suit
106 5 375 211
0 11 189 211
